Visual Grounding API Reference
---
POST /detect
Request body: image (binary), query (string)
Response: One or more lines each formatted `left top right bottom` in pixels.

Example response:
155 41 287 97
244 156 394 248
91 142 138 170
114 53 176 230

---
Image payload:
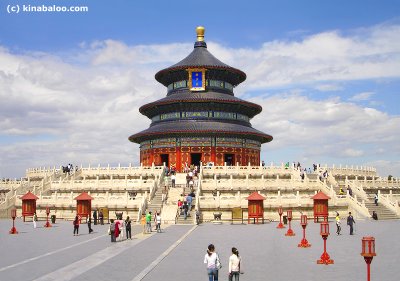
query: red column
176 147 182 172
211 146 216 165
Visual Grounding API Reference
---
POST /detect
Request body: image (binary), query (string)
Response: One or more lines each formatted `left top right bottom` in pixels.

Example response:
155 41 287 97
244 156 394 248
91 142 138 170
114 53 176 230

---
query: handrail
378 194 400 216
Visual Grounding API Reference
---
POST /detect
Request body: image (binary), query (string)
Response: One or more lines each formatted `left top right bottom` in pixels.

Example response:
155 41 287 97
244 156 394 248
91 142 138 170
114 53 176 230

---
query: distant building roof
311 191 331 200
74 192 94 201
129 120 273 143
246 191 266 201
20 191 39 200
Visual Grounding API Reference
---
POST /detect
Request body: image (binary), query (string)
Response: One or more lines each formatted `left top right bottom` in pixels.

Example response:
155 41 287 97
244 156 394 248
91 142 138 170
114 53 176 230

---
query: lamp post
285 210 295 236
276 206 285 228
361 236 376 281
9 208 18 234
317 222 334 264
298 214 311 247
44 206 52 228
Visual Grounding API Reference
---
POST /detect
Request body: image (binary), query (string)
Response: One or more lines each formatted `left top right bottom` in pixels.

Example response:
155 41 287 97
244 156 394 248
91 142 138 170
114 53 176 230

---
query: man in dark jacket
347 212 356 235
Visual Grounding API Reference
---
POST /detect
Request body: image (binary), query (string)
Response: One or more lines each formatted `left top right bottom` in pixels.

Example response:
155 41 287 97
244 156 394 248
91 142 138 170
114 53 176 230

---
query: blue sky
0 0 400 178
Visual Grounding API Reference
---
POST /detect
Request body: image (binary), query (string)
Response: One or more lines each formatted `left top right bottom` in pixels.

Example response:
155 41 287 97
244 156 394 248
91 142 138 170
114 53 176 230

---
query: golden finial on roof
196 26 205 42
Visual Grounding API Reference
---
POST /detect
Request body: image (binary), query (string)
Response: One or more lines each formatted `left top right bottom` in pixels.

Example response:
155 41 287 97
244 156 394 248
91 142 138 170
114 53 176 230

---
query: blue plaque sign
188 68 206 91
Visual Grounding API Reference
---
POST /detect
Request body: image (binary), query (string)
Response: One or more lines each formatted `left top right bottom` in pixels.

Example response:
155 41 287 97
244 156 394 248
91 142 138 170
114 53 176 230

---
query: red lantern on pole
44 206 52 228
9 208 18 234
285 210 295 236
317 222 334 264
361 236 376 281
276 206 285 228
298 214 311 247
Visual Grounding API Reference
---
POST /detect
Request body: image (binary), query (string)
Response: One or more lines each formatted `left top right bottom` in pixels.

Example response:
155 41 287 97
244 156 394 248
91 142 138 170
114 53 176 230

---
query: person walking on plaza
141 213 146 234
335 212 341 235
110 219 116 242
33 212 37 229
73 215 79 236
228 247 241 281
125 216 132 239
146 211 152 233
99 210 104 225
204 244 220 281
93 210 97 225
88 217 93 234
347 212 356 235
156 212 162 233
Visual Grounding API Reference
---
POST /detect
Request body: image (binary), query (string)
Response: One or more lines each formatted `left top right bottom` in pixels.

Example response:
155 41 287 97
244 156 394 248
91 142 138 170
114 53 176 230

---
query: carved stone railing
377 192 400 216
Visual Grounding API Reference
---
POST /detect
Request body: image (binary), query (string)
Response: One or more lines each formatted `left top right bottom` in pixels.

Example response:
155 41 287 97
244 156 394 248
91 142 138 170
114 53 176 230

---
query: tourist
88 217 93 234
146 211 152 233
156 212 162 233
73 215 79 236
228 247 241 281
186 193 193 211
204 244 221 281
171 173 176 188
183 201 189 220
115 220 121 240
125 216 132 239
374 193 378 206
178 199 183 214
335 212 341 235
99 210 104 225
141 213 146 234
33 212 37 229
347 212 356 235
93 210 97 225
339 187 344 195
347 185 353 197
110 219 116 242
372 211 378 220
186 173 191 187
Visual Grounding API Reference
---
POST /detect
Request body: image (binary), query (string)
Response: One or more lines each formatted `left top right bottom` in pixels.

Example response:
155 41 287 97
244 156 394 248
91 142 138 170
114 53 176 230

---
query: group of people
339 185 353 196
72 215 94 236
62 163 77 175
335 211 356 235
141 211 162 234
109 215 132 242
178 191 195 220
204 244 242 281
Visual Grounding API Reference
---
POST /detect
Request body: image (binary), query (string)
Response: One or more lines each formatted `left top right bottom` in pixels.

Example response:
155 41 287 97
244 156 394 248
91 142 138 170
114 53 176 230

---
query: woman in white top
204 244 220 281
229 247 241 281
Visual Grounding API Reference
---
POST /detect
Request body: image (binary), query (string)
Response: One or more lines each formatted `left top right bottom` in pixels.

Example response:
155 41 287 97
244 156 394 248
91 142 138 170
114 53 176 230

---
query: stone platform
0 218 398 280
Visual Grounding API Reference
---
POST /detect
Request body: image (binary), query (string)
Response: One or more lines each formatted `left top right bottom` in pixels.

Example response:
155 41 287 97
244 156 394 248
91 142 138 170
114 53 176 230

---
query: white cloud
1 23 400 178
314 84 343 92
349 92 374 101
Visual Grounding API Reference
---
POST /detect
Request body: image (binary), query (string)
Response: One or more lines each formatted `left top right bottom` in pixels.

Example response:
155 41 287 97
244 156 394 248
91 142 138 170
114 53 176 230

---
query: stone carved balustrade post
278 190 281 205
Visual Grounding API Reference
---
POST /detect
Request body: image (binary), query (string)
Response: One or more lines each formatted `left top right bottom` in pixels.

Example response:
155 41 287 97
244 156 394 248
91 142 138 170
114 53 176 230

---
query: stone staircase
146 185 164 215
364 199 398 220
176 209 194 224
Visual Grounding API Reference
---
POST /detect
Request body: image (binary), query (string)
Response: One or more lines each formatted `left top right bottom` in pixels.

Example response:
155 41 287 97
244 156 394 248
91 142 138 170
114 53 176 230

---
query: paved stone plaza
0 218 399 281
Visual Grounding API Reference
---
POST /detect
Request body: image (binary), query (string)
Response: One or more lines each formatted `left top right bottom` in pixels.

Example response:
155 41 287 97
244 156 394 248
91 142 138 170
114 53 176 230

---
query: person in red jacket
73 215 79 236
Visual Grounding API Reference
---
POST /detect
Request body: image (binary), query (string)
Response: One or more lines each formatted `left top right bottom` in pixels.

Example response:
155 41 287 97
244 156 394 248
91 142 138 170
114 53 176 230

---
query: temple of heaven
129 26 273 171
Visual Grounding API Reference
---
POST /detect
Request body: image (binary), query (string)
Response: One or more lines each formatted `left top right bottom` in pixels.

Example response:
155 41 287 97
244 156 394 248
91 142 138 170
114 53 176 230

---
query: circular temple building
129 27 273 171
